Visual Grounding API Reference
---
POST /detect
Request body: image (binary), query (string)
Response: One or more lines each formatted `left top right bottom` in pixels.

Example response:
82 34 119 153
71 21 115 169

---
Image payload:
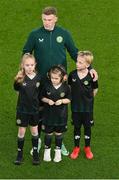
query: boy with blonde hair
68 51 98 160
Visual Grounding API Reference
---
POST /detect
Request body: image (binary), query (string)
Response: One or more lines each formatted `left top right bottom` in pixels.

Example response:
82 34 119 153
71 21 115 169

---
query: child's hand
16 71 23 79
55 99 62 106
48 99 55 106
15 70 24 81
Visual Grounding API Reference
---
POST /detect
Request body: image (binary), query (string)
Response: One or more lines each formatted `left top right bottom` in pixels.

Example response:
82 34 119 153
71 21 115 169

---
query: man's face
42 14 57 31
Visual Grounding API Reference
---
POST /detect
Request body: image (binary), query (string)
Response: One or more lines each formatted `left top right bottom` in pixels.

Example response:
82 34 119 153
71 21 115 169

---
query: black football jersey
68 70 98 112
41 81 71 126
14 74 41 114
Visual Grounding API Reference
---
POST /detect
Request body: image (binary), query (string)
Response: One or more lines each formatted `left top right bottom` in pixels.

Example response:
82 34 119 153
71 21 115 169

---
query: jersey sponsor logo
22 82 27 86
56 36 63 43
84 80 89 85
39 38 44 42
47 91 51 95
36 82 40 87
17 119 21 125
60 92 65 97
72 78 76 82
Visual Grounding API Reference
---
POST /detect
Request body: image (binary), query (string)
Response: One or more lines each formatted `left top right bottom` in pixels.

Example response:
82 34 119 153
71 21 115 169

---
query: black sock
44 134 52 149
84 126 91 147
84 135 91 147
32 135 39 152
74 135 80 147
55 135 63 149
74 127 80 147
17 137 24 158
17 137 24 152
38 121 42 138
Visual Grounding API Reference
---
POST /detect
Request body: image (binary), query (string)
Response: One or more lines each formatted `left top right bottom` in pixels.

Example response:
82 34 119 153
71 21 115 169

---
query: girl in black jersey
41 66 71 162
14 54 41 165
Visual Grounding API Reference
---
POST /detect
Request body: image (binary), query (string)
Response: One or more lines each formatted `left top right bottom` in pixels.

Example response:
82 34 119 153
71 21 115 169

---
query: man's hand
90 69 98 81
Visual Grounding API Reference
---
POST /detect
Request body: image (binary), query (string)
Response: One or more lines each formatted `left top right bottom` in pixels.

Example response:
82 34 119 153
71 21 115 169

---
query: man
22 6 97 156
23 6 78 79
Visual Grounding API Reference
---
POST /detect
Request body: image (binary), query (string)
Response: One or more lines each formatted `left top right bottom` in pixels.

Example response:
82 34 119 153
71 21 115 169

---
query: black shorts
44 125 67 134
16 113 39 127
72 112 93 128
39 105 44 122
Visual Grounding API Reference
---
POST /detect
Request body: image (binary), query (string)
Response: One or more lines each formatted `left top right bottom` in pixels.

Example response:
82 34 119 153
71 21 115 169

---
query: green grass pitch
0 0 119 178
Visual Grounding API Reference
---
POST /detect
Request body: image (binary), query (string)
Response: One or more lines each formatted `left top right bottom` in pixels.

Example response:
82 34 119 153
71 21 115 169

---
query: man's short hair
42 6 57 16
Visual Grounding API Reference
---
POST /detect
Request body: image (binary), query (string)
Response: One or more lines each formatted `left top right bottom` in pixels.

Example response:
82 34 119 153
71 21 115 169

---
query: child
41 65 71 162
68 51 98 160
30 64 69 156
14 54 41 165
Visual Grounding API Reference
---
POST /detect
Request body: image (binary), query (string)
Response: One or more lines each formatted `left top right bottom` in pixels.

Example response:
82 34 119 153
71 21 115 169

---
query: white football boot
43 148 51 162
53 149 62 162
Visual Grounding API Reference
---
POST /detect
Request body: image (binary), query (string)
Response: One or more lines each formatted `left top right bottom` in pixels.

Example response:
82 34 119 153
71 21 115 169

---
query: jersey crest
60 92 65 97
56 36 63 43
84 80 89 85
36 82 40 87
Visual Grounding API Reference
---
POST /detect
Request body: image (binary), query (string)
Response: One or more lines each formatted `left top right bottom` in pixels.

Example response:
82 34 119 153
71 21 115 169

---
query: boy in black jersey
41 66 71 162
68 51 98 160
14 54 40 165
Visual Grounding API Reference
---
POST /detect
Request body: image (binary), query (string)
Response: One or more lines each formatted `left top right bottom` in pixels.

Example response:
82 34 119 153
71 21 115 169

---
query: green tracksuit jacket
23 26 78 78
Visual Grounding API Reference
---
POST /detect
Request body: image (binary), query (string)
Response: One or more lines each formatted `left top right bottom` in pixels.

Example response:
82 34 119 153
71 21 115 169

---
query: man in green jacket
23 7 78 79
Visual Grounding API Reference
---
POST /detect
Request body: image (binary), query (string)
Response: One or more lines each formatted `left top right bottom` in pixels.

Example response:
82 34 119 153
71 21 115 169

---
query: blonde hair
14 54 36 83
77 51 94 65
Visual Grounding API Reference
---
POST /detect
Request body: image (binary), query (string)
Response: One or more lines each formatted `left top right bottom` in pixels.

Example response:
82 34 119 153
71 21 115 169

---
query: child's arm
62 98 71 104
40 83 55 106
14 81 21 91
14 71 24 91
42 97 55 106
91 78 98 97
55 98 70 106
55 84 71 105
